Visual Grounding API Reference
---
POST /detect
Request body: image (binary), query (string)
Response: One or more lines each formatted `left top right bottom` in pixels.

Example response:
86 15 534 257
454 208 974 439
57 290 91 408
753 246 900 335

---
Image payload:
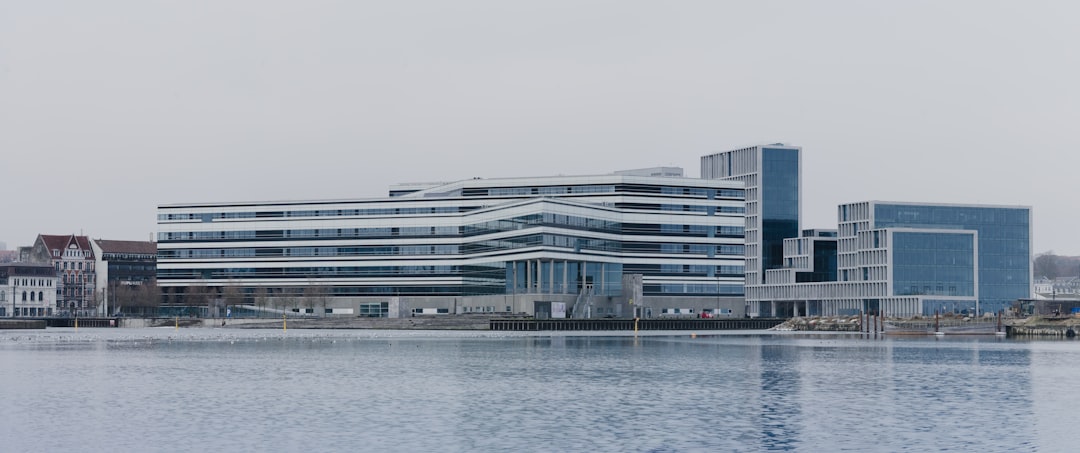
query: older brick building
25 234 97 317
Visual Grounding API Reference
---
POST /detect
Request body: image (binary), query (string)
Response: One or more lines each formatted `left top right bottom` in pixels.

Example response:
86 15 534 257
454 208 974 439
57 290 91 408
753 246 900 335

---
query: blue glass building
740 201 1031 317
705 145 1032 317
702 144 802 287
870 202 1030 314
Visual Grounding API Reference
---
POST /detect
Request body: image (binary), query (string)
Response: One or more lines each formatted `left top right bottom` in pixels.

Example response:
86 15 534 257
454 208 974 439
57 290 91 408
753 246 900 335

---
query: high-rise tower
702 144 801 287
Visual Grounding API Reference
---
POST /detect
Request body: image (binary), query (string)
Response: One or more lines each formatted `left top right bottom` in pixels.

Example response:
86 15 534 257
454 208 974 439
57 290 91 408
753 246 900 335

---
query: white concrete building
1 263 58 317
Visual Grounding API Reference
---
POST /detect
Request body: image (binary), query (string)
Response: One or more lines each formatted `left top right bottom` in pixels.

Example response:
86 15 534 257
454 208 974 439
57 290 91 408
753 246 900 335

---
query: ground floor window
359 302 389 318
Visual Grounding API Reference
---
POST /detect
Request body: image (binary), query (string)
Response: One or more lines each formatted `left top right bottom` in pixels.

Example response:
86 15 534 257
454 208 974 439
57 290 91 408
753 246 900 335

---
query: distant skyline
2 1 1077 253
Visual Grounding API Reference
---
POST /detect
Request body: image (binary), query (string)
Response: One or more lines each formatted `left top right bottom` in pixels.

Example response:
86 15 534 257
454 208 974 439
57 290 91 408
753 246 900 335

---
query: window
359 302 389 318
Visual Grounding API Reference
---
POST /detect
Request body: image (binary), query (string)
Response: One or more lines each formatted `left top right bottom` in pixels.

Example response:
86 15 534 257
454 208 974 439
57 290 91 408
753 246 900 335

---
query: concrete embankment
121 315 495 330
1005 317 1080 338
119 316 784 331
490 317 784 331
773 315 1080 337
0 319 46 330
231 316 494 330
771 317 861 332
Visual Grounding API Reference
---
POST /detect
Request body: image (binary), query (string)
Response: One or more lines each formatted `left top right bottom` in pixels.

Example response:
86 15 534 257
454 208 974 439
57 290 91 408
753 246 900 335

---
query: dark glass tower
702 144 801 286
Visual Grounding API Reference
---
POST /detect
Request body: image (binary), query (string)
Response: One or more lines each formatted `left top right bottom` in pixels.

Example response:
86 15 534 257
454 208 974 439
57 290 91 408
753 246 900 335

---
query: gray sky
2 1 1077 253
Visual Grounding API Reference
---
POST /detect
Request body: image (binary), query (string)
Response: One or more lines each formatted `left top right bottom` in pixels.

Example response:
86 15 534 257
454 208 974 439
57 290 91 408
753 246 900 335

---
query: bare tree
253 287 269 318
272 289 290 317
222 285 244 318
91 289 105 317
315 286 332 317
133 281 161 317
1035 253 1063 279
288 288 302 315
109 282 135 316
302 285 319 316
184 284 211 317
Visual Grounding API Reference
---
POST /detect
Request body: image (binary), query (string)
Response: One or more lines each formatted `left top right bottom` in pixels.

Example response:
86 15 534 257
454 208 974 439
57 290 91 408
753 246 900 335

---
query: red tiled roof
38 234 94 254
93 239 156 255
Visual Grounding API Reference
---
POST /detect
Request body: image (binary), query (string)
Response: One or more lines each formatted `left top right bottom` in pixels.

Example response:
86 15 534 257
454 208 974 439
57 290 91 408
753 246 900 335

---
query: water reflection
0 329 1072 452
758 343 800 451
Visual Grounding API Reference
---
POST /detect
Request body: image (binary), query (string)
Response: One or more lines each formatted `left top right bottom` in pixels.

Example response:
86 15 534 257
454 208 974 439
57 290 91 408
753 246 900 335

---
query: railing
490 318 785 331
570 286 593 319
41 318 120 328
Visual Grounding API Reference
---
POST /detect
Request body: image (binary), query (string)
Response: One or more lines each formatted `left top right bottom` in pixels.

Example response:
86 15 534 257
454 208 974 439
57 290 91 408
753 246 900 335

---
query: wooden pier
489 318 785 331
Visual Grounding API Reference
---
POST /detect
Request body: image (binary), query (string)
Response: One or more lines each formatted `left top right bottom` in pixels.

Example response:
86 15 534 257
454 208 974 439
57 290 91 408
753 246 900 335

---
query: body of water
0 328 1076 452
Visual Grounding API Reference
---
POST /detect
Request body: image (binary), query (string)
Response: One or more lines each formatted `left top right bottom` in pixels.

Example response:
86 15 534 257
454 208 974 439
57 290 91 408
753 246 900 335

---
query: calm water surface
0 328 1077 452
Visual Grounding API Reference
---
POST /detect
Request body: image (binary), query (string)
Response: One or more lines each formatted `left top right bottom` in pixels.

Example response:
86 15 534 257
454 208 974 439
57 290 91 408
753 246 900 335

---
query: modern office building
702 144 801 287
157 172 747 318
91 239 157 316
613 167 685 177
703 145 1031 317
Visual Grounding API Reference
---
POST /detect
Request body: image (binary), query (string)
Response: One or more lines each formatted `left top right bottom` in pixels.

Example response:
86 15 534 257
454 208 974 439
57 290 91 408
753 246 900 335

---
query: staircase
571 285 594 319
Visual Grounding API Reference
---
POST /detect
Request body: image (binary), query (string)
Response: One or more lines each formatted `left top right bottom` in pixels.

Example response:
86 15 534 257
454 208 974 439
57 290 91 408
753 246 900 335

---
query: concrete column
771 301 777 317
549 259 554 294
583 262 591 291
526 260 532 293
599 263 605 295
512 261 518 294
562 260 568 294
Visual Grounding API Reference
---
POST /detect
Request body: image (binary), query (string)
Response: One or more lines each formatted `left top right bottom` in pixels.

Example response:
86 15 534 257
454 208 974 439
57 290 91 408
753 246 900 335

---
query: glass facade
796 240 837 283
760 148 799 274
157 174 746 301
875 204 1030 311
892 232 975 297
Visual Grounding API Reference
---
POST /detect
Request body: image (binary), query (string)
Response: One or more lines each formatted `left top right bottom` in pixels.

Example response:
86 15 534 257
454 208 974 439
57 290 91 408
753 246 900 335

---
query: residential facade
24 235 97 316
1032 276 1080 298
157 173 747 318
1 263 57 317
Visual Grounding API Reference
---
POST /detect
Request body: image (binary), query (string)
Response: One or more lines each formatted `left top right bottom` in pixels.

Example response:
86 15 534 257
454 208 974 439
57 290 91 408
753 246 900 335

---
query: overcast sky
1 1 1077 253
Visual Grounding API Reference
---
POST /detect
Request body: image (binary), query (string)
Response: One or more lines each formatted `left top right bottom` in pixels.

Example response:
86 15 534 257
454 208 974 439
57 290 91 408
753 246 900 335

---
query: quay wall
1004 317 1080 338
0 319 46 330
490 318 784 331
115 316 781 331
1006 325 1079 338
